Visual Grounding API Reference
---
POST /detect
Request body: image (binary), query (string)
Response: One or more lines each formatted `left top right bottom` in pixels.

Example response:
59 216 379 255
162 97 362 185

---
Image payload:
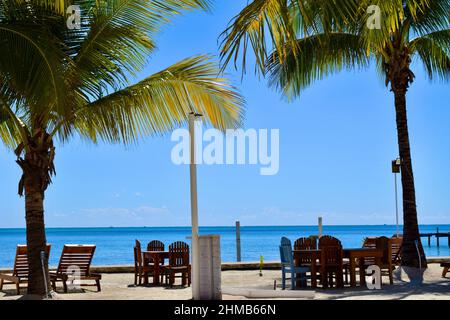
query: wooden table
142 251 169 285
293 249 321 288
343 248 383 287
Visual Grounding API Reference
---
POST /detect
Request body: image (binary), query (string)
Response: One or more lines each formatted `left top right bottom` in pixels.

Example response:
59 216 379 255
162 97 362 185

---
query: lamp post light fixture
392 158 401 237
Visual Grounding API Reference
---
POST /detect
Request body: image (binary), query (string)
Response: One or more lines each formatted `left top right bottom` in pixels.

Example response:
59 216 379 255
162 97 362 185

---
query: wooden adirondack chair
163 241 191 287
134 240 155 285
0 244 51 295
318 236 344 289
362 237 378 266
280 237 310 290
50 245 101 293
374 236 396 284
294 237 317 251
147 240 165 252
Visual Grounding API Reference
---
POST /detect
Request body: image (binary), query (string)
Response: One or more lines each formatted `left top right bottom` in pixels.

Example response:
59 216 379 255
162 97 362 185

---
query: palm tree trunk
393 89 427 268
24 184 50 296
16 131 55 297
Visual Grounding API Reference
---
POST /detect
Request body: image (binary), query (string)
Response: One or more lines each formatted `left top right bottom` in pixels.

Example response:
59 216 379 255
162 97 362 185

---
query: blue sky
0 1 449 228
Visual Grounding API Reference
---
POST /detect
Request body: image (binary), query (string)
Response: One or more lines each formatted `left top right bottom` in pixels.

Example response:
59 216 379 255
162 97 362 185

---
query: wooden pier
420 228 450 247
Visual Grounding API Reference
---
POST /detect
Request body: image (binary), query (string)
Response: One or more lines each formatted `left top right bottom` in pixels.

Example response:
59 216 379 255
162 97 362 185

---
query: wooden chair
163 241 191 287
293 237 317 286
342 237 377 284
280 237 310 289
375 236 395 284
294 237 317 251
318 236 344 289
441 262 449 278
363 237 377 248
50 245 101 292
147 240 165 252
0 244 51 295
361 237 378 265
134 240 154 285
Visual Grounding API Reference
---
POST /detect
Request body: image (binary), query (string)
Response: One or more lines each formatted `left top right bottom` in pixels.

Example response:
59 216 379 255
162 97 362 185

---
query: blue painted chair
279 237 311 289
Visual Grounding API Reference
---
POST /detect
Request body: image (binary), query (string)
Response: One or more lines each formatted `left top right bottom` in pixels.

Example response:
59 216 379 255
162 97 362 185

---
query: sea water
0 225 448 268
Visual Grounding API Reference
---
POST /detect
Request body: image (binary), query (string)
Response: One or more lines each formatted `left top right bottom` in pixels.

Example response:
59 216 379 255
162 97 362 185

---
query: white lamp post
392 158 401 237
189 112 201 300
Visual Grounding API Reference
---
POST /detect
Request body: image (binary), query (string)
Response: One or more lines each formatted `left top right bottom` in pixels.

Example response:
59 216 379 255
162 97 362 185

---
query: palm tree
221 0 450 268
0 0 244 297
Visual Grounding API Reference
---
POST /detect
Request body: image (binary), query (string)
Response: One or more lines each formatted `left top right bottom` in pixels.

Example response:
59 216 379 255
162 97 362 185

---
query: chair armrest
0 273 19 283
88 273 102 280
49 272 68 281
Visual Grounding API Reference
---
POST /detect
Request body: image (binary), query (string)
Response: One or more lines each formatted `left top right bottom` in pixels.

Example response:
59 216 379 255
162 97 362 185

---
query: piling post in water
318 217 323 238
236 221 241 262
437 227 440 247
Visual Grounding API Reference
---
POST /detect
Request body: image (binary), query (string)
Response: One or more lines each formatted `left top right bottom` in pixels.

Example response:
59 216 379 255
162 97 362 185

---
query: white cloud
47 205 173 227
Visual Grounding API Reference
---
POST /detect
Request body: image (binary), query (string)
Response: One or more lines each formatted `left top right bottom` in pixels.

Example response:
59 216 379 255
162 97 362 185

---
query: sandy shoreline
0 263 448 300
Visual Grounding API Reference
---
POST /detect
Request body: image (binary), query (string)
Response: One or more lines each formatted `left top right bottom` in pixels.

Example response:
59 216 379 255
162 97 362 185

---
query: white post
236 221 241 262
189 112 201 300
198 235 222 300
318 217 323 238
394 173 400 237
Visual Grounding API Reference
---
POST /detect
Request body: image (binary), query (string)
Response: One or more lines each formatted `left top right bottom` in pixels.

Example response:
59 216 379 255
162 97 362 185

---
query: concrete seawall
1 257 448 274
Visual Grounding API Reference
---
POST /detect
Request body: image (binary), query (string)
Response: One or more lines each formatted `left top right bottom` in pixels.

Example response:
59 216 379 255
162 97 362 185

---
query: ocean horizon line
0 223 449 230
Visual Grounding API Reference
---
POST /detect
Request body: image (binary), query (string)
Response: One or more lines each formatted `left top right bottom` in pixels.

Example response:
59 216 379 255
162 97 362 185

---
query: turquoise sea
0 225 449 268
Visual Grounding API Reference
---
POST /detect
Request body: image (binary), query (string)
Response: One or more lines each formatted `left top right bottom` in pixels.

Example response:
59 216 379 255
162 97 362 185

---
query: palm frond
267 33 370 99
220 0 296 74
0 108 22 149
13 0 71 15
0 84 28 149
70 0 212 101
220 0 363 74
405 0 450 35
0 24 69 120
410 29 450 81
66 55 244 144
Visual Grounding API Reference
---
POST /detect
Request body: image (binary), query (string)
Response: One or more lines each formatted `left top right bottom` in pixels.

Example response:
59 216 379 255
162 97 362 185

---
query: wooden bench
0 244 51 295
441 262 450 278
50 245 101 292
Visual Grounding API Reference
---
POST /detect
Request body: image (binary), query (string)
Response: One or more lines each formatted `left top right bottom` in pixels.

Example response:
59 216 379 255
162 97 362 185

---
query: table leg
153 255 160 285
143 255 149 285
349 257 356 287
293 256 301 288
359 257 366 286
311 261 317 288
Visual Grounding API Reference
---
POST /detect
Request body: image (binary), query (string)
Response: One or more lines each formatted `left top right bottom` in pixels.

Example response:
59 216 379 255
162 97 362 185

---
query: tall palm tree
0 0 244 297
221 0 450 268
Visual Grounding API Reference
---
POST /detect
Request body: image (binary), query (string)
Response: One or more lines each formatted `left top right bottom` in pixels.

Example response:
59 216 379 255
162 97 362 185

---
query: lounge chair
390 237 403 266
163 241 191 287
50 245 101 292
318 236 344 289
0 244 51 295
441 262 449 278
279 237 310 290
